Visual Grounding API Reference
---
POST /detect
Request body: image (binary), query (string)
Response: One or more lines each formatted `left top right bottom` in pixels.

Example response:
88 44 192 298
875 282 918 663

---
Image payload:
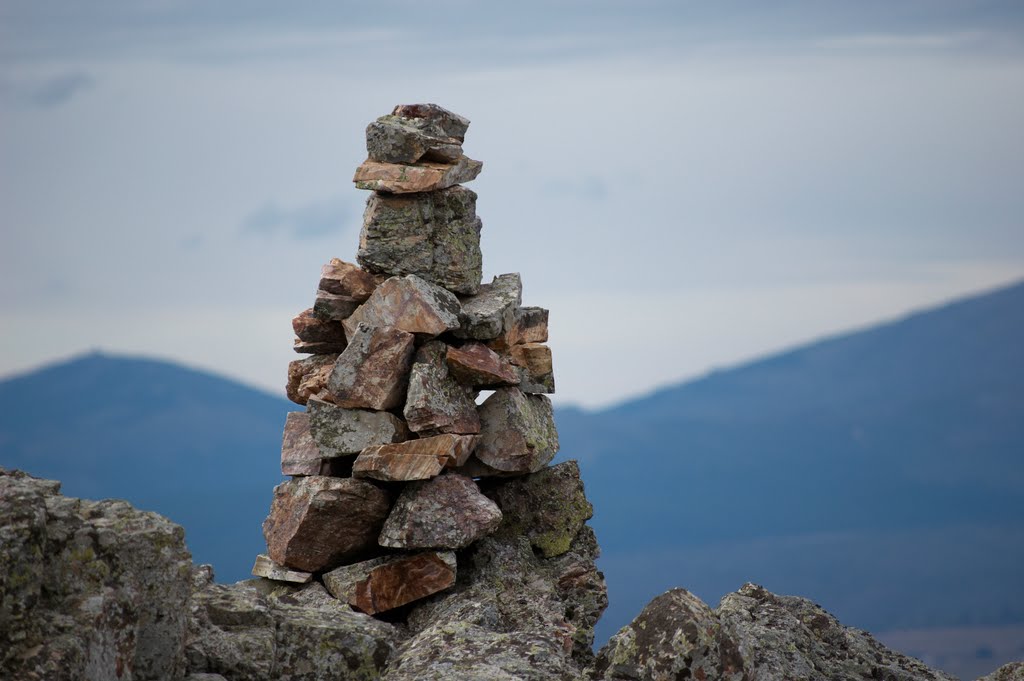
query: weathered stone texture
392 103 470 141
262 476 391 573
343 275 462 339
292 308 345 343
488 306 550 352
379 473 502 550
280 411 324 476
251 554 312 584
485 460 592 558
318 258 379 300
357 187 483 295
508 342 555 393
350 552 457 616
979 663 1024 681
322 556 390 604
327 323 416 411
353 434 477 482
286 354 337 405
0 468 192 681
446 342 519 388
365 104 469 164
307 399 408 458
354 155 482 194
474 388 558 473
293 338 347 355
456 273 522 340
404 341 480 435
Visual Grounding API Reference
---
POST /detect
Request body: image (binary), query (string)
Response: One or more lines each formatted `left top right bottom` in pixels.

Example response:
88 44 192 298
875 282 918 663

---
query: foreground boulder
0 468 192 681
594 583 960 681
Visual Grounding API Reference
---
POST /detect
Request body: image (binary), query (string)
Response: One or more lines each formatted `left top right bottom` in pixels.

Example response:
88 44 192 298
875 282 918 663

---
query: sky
2 1 1023 408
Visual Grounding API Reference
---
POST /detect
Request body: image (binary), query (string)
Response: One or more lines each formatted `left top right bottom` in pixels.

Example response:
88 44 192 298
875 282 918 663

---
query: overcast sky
2 1 1023 408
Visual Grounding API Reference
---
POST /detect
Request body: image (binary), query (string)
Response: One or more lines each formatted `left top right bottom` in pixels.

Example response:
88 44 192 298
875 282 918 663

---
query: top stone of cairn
366 103 471 165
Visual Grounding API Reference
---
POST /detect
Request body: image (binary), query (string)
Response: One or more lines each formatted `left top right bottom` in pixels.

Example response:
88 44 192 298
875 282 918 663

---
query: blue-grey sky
2 1 1023 407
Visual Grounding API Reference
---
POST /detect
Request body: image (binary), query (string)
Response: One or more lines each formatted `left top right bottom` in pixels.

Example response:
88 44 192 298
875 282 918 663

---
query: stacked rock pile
253 103 561 617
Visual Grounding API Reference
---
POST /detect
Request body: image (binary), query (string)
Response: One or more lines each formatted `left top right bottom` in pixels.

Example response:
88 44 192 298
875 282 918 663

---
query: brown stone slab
352 434 477 482
280 412 324 476
286 354 338 405
293 339 347 355
318 258 378 301
343 275 462 340
349 552 456 615
404 341 480 435
262 476 391 573
354 156 482 194
313 291 362 322
508 343 554 393
327 323 416 411
292 308 345 344
378 473 502 550
487 306 549 352
251 554 313 584
446 342 519 388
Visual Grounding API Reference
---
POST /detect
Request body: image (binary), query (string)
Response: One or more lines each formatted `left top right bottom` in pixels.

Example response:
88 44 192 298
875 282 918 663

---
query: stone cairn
252 104 562 616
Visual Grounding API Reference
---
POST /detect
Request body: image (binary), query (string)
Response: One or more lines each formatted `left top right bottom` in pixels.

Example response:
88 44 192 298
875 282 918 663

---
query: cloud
240 196 355 240
27 72 94 108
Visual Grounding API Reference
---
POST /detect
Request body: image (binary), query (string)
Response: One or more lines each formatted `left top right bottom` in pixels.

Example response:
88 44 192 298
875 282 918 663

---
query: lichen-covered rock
474 388 558 473
484 460 592 558
343 275 463 339
357 187 483 295
456 273 522 340
979 663 1024 681
0 468 192 681
353 434 477 482
307 399 408 458
186 577 400 681
593 588 743 681
594 582 960 681
262 476 391 573
379 473 502 550
404 341 481 435
446 342 519 388
354 155 482 194
365 106 468 164
327 323 416 411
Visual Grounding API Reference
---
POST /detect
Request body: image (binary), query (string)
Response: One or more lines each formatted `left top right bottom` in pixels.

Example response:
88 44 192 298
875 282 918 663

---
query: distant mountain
1 280 1022 661
556 279 1024 644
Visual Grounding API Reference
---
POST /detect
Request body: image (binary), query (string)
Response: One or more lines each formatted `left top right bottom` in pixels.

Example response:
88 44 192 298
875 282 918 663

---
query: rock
187 578 400 680
594 582 960 681
318 258 379 300
292 308 345 343
392 103 470 141
456 273 522 340
593 588 741 681
262 476 391 573
350 552 457 615
307 399 408 458
0 468 192 681
484 460 592 558
379 473 502 550
357 186 483 295
293 338 347 354
327 323 416 411
384 527 606 679
286 354 337 405
404 341 480 435
353 434 477 482
313 290 361 321
487 306 550 352
508 342 555 394
446 342 519 388
451 454 521 479
474 388 558 473
250 554 312 584
354 156 483 194
979 663 1024 681
343 275 462 340
322 556 390 604
280 411 326 476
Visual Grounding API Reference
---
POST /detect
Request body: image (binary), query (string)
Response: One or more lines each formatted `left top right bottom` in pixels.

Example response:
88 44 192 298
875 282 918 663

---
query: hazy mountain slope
0 352 291 582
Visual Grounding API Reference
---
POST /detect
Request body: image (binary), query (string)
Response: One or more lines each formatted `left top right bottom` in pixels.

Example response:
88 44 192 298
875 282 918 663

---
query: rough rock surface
509 342 555 394
186 573 400 681
379 473 502 550
594 582 960 681
485 460 593 558
313 290 362 322
392 103 470 140
474 388 559 473
343 275 463 339
327 323 416 410
354 155 483 194
350 552 458 616
488 306 549 352
0 468 192 681
262 476 391 573
357 186 483 295
286 354 337 406
251 554 312 584
365 104 468 164
322 556 391 604
318 258 379 300
307 399 408 458
280 411 325 476
980 663 1024 681
446 342 519 388
293 338 348 354
353 434 477 482
404 341 481 435
456 273 522 340
292 308 345 343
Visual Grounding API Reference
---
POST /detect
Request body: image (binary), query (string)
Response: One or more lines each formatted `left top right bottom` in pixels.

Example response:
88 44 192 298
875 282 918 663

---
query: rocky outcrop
594 583 962 681
0 467 192 681
979 663 1024 681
